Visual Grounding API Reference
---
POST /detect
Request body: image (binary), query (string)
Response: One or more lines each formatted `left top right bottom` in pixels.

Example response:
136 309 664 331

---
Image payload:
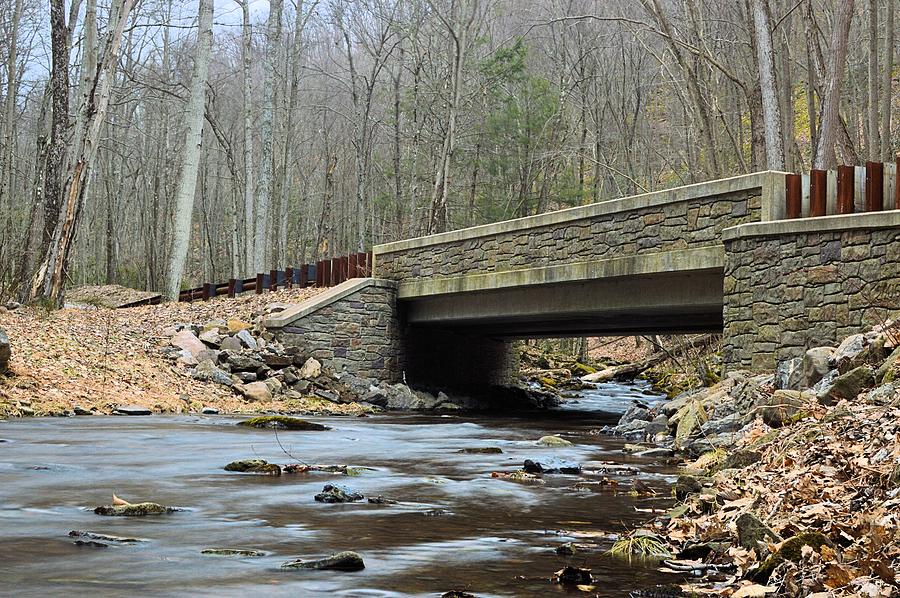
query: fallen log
581 334 718 382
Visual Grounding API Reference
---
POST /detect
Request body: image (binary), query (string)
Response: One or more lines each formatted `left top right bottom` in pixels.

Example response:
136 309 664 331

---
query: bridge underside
400 268 725 338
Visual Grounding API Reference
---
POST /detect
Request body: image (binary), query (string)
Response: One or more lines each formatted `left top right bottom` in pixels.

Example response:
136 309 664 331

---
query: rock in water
0 327 10 374
224 459 282 475
69 530 146 543
456 447 503 454
94 502 175 516
314 484 364 503
201 548 267 557
281 551 365 571
237 416 329 430
523 459 581 475
536 435 573 447
113 406 152 416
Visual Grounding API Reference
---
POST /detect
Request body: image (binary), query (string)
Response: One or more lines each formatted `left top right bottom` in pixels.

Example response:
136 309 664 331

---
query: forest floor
0 287 345 417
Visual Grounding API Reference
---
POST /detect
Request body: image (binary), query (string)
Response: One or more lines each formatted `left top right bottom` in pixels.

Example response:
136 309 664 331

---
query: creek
0 381 684 597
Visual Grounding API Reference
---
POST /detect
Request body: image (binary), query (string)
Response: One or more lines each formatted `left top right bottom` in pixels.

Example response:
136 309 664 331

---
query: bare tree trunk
750 0 784 170
30 0 136 305
882 0 895 161
254 0 283 272
813 0 854 169
165 0 213 301
239 0 255 274
867 0 880 159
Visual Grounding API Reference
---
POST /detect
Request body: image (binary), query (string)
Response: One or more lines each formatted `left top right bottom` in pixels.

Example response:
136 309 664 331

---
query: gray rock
866 382 899 405
227 354 265 372
830 333 868 371
114 406 152 416
235 371 257 383
619 404 652 425
817 366 874 405
314 388 341 403
198 329 223 347
220 336 242 352
755 390 812 427
237 381 272 402
281 551 365 571
73 406 93 416
191 361 233 387
4 300 20 310
201 407 219 415
262 353 292 368
875 346 900 384
633 447 675 458
201 548 267 557
800 347 835 388
0 327 10 374
314 484 364 503
774 357 802 390
522 458 582 475
299 357 322 379
94 502 175 516
644 414 670 436
235 329 258 350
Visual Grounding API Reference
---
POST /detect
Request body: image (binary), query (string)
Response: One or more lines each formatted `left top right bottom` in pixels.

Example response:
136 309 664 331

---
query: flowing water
0 382 683 597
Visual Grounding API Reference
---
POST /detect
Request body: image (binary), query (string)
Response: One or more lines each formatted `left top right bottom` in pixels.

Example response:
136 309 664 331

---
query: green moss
538 376 557 388
237 416 329 431
571 363 597 375
754 532 831 582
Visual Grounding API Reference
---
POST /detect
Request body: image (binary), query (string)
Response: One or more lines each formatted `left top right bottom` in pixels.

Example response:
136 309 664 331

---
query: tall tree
813 0 855 169
239 0 255 273
165 0 214 301
750 0 784 170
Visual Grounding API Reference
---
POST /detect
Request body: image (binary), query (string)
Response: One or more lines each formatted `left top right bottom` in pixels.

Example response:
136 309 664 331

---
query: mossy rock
753 532 831 582
94 502 176 517
237 416 329 431
456 447 503 454
537 435 573 447
571 363 597 376
538 376 558 388
201 548 267 557
224 459 281 475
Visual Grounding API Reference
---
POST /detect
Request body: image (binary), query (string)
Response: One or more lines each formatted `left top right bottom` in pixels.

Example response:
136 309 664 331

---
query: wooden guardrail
785 156 899 218
177 251 373 303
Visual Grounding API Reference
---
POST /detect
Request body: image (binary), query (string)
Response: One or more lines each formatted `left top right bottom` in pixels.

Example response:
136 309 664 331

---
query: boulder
817 365 874 405
94 502 175 516
201 407 219 415
700 413 743 435
198 330 223 347
281 551 365 571
299 357 322 379
829 333 868 371
220 336 242 352
226 318 252 333
866 382 899 405
619 404 652 425
114 406 152 416
670 400 708 446
262 353 292 368
721 449 761 470
264 377 283 394
522 459 582 475
227 354 265 372
237 416 329 430
201 548 267 557
456 447 503 454
756 390 813 427
314 484 364 503
191 361 233 387
236 381 272 402
800 347 835 388
171 330 206 359
0 327 10 374
774 357 802 390
673 474 703 499
235 329 258 350
875 345 900 384
536 435 573 447
224 459 281 475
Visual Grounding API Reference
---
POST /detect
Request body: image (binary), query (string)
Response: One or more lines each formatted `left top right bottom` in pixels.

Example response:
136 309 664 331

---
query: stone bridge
265 172 900 391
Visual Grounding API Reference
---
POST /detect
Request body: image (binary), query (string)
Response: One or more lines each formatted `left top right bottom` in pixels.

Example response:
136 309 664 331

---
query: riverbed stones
0 327 10 374
281 551 365 571
69 530 146 543
456 447 503 454
201 548 267 557
537 435 572 447
94 502 175 516
314 484 364 503
523 459 581 475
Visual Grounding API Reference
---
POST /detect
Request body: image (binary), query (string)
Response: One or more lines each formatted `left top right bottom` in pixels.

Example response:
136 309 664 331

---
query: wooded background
0 0 896 303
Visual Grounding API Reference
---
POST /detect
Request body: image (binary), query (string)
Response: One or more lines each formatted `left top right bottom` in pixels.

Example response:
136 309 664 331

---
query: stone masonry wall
271 285 403 382
377 190 761 283
724 227 900 371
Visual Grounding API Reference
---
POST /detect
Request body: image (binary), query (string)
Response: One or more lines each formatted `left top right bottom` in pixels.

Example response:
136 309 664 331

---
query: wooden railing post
836 165 854 215
865 161 884 212
285 267 293 289
227 278 236 298
809 169 827 217
785 173 801 218
255 273 264 294
269 269 278 291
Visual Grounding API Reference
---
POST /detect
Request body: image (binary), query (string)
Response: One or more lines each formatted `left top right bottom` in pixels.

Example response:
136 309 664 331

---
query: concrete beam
396 245 724 299
723 209 900 241
375 171 778 256
263 278 397 328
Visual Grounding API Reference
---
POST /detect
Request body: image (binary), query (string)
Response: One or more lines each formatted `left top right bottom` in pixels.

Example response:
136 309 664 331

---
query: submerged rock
281 550 365 571
201 548 267 557
536 435 572 447
367 495 398 505
94 502 176 516
113 406 152 416
74 540 108 548
237 416 329 430
523 459 581 475
314 484 364 503
555 542 577 556
69 530 146 543
224 459 281 475
552 565 593 585
456 447 503 454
